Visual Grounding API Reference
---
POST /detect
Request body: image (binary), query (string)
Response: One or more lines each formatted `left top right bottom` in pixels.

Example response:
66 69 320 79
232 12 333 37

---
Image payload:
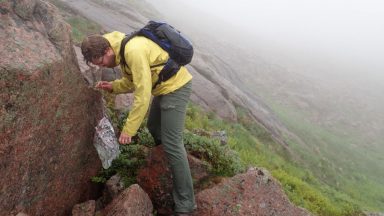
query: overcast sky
147 0 384 82
188 0 383 65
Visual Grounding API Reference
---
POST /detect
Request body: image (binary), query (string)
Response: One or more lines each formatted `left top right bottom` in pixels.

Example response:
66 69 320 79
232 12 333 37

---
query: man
81 31 196 214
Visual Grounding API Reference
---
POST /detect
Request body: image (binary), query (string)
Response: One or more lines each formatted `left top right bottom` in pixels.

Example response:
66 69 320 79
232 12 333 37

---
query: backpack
119 21 194 88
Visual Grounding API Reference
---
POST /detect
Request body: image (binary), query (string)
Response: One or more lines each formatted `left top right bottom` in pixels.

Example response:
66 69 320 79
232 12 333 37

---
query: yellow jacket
103 31 193 136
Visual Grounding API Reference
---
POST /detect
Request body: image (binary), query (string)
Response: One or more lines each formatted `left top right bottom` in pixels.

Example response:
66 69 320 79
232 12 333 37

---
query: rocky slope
0 1 103 215
72 146 312 216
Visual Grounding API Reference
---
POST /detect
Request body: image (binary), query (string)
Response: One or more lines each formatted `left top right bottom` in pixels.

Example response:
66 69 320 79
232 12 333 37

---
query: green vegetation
90 110 149 186
184 103 365 216
184 131 244 176
91 143 147 186
91 107 243 187
266 99 384 212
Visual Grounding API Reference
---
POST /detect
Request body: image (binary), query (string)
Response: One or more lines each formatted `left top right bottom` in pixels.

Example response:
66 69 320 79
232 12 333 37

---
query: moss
183 131 244 176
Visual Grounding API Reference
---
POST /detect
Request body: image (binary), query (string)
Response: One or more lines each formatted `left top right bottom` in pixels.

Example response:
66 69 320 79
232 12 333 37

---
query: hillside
1 0 382 215
53 0 384 214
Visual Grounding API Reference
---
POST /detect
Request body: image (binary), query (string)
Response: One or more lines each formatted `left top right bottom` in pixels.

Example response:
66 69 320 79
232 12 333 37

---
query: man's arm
120 42 152 140
111 76 134 94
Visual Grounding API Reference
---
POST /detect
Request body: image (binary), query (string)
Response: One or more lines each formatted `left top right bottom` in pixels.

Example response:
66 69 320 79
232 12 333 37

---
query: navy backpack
119 21 194 88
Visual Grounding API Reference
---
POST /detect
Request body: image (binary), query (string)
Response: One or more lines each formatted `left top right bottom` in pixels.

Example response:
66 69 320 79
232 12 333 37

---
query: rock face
194 168 312 216
187 65 238 121
0 1 103 215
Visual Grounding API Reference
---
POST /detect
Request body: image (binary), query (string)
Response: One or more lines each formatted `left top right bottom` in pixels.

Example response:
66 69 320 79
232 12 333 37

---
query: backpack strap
119 32 137 69
153 58 180 89
119 33 180 90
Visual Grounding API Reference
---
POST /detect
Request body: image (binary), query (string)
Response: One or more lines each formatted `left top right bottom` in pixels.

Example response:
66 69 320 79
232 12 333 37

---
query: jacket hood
103 31 126 65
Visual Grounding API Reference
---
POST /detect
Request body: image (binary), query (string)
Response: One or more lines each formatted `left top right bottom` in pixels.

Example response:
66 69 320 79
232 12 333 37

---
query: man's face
91 47 116 68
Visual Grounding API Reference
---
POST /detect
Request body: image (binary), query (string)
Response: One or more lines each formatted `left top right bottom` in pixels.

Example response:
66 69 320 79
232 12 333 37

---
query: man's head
81 35 117 68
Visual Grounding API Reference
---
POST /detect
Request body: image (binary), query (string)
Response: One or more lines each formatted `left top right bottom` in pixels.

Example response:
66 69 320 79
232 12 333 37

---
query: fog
145 0 384 149
146 0 384 84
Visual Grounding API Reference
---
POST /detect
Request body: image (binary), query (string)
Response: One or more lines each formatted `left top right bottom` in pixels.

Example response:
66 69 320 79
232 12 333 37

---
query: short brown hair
81 35 110 66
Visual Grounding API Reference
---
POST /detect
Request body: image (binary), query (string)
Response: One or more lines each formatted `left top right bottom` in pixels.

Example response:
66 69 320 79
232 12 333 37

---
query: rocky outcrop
0 1 103 215
187 65 238 121
194 168 311 216
71 146 312 216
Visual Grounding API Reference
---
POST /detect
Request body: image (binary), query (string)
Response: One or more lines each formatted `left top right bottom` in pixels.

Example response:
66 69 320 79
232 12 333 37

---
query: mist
146 0 384 84
145 0 384 151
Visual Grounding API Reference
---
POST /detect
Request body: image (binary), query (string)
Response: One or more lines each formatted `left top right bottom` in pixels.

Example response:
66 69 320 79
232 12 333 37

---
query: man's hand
119 132 132 145
95 81 113 92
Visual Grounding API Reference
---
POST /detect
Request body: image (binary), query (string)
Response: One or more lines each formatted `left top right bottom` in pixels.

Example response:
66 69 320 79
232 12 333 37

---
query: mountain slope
55 0 383 213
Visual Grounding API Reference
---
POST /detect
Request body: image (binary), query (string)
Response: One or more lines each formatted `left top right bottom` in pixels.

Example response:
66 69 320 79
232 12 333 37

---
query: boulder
193 168 312 216
0 1 103 215
101 184 153 216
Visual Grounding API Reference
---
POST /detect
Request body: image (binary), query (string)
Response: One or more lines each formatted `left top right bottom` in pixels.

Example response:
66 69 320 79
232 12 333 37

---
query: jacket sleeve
121 46 152 136
111 76 134 94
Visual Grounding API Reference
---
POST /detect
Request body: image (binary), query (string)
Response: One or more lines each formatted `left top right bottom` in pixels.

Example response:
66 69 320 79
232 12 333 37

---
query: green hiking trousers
147 81 196 213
